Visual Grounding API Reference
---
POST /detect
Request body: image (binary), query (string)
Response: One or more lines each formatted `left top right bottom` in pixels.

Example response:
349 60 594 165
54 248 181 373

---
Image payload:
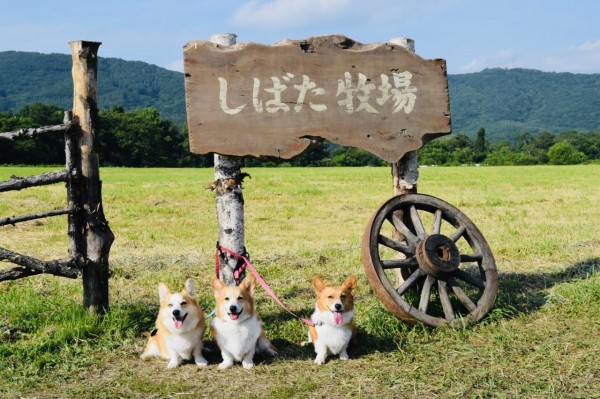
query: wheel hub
416 234 460 277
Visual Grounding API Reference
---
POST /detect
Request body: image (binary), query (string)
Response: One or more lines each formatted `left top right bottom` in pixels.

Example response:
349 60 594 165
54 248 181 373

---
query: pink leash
216 245 315 327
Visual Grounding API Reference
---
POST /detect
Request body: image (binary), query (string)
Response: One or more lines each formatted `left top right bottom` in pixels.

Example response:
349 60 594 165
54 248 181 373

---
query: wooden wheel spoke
409 205 427 239
390 214 418 246
449 279 477 312
460 253 483 263
437 280 455 320
377 234 412 255
454 269 485 289
418 276 435 313
381 257 419 269
450 226 466 243
396 268 425 295
432 209 442 235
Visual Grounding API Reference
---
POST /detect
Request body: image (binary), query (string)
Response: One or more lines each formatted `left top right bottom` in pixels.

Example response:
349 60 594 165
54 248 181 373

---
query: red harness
215 244 315 327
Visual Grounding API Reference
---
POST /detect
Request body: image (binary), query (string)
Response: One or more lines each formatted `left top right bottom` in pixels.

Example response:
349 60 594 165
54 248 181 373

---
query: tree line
1 104 599 167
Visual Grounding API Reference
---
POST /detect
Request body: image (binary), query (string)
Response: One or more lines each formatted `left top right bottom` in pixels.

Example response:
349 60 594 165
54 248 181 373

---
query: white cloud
578 40 600 51
459 49 518 73
165 58 184 73
458 41 600 74
231 0 352 30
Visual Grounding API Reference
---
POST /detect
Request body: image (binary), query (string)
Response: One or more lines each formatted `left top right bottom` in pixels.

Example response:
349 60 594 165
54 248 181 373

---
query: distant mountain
0 51 187 126
1 51 599 140
449 68 600 141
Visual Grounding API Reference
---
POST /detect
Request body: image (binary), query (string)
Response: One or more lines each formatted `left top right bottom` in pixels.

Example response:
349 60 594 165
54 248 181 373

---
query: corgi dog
140 279 208 369
308 274 357 364
210 274 277 369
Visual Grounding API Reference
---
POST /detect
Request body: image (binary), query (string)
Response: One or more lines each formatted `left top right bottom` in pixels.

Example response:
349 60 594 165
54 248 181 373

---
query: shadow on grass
494 257 599 317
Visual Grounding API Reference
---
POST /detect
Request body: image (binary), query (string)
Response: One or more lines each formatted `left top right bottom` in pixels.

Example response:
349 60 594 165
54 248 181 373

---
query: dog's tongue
174 319 184 329
230 313 239 321
334 311 343 325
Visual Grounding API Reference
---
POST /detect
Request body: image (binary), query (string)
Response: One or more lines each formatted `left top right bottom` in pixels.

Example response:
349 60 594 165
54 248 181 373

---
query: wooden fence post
69 40 114 313
210 33 247 286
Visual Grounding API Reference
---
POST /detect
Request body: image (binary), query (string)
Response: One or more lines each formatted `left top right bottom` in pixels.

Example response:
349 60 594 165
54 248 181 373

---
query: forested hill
0 51 186 125
1 51 599 141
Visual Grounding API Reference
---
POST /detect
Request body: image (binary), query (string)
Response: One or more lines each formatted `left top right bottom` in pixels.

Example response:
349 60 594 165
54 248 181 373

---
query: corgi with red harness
308 275 357 364
210 274 277 369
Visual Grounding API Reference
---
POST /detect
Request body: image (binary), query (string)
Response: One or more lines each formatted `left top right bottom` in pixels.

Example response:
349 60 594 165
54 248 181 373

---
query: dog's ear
343 274 358 294
211 276 224 294
184 279 195 297
241 274 256 296
158 283 170 302
313 275 326 293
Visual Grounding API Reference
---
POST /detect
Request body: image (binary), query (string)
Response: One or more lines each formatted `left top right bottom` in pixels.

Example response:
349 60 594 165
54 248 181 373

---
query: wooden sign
183 35 450 163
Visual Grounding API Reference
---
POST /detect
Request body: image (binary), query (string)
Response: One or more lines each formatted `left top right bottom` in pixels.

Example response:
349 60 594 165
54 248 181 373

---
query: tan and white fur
210 274 277 369
308 275 357 365
140 279 208 369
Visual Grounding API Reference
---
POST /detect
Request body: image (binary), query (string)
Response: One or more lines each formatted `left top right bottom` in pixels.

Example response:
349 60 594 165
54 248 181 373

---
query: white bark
389 37 419 194
211 33 246 286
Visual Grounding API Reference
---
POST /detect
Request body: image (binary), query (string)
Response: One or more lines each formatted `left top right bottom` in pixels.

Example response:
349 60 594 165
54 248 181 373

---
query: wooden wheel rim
362 193 499 327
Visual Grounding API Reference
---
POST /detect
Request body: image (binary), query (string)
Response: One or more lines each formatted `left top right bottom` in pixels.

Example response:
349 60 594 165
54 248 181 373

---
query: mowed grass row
1 165 599 398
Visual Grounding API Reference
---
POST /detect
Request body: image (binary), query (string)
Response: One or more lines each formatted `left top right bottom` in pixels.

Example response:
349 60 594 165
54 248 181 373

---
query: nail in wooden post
69 40 114 313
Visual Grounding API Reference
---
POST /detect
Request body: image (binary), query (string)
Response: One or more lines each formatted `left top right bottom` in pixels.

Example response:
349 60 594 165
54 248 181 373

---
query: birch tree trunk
210 33 247 286
389 38 419 285
70 40 114 313
390 38 419 196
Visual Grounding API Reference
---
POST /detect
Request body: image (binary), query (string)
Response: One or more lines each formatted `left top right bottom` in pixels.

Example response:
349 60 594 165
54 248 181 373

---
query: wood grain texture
184 35 451 162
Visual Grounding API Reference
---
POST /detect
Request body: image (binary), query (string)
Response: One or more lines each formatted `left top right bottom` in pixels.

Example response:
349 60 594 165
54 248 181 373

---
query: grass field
1 165 599 398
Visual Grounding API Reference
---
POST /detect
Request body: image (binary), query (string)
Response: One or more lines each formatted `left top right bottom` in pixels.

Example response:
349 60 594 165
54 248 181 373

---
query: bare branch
0 247 81 279
0 123 73 141
0 170 68 193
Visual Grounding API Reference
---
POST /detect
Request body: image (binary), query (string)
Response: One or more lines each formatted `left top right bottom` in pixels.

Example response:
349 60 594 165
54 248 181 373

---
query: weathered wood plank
184 34 450 163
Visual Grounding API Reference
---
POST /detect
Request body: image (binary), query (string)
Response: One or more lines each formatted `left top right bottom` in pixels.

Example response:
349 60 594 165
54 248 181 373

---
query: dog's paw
314 357 326 365
338 348 350 360
167 360 180 369
195 357 209 368
265 348 278 357
218 361 234 370
242 361 255 370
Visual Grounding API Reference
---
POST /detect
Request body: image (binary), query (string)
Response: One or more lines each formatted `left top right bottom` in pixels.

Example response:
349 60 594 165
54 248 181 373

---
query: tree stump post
210 33 247 286
69 40 114 313
390 38 419 196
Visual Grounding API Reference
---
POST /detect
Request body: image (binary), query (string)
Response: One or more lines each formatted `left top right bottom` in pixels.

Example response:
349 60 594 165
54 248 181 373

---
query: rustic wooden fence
0 41 113 313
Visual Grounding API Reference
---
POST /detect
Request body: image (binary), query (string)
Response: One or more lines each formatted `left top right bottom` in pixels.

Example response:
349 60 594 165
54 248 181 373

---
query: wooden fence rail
0 41 112 313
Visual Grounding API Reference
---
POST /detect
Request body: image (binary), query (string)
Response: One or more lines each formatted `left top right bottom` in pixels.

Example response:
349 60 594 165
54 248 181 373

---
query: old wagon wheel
362 193 498 327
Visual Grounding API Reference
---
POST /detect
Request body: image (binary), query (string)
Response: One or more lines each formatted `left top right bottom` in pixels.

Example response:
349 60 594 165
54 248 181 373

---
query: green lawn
1 165 599 398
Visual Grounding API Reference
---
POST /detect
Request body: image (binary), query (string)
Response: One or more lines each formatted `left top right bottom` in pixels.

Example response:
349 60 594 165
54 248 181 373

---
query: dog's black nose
334 303 342 311
229 305 238 313
172 309 180 317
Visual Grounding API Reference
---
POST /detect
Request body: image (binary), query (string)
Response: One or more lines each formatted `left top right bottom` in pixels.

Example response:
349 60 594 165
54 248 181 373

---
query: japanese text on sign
218 71 417 115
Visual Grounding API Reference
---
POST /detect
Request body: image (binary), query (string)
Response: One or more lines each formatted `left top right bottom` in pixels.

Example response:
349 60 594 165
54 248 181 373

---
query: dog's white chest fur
211 314 262 361
311 309 354 356
166 329 203 357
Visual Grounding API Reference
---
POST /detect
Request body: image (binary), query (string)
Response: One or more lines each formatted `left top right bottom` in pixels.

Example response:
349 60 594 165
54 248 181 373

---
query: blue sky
1 0 599 75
